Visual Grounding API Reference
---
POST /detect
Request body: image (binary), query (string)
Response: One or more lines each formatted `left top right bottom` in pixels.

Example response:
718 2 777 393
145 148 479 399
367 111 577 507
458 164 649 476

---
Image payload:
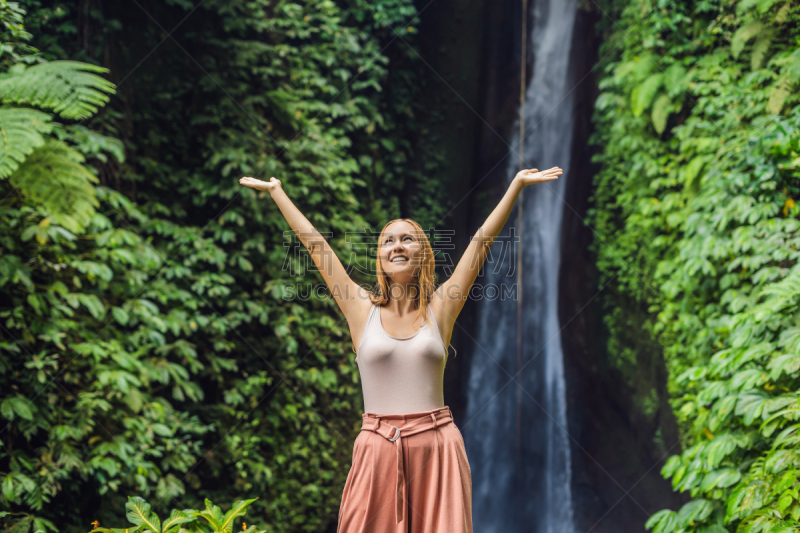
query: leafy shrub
1 0 432 530
2 497 264 533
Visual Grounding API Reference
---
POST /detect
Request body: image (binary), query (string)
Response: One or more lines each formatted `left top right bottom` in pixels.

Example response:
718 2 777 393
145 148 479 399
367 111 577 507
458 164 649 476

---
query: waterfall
462 0 578 531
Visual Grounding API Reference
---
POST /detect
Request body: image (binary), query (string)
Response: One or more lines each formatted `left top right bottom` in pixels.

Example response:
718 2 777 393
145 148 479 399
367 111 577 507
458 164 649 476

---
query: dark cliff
397 1 686 531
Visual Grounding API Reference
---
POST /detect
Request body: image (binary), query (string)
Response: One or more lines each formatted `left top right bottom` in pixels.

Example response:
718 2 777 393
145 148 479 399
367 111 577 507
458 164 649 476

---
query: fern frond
757 0 783 13
774 2 791 23
751 31 774 70
736 0 760 13
65 124 125 164
0 61 116 120
784 49 800 81
0 106 53 178
731 22 764 59
736 0 782 15
765 49 800 114
9 139 99 233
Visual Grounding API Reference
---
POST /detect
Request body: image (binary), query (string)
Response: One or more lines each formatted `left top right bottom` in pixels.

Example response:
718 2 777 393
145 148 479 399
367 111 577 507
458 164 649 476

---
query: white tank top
355 303 448 415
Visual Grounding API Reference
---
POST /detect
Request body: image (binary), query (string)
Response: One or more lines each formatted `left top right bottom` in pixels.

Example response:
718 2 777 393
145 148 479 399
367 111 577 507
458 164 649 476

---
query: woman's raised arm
240 176 369 322
433 167 563 333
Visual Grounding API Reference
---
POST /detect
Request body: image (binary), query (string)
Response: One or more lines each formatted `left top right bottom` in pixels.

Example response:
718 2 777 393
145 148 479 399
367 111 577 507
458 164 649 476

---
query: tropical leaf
1 396 35 421
676 499 713 526
65 124 125 163
700 469 742 491
683 155 707 191
126 497 161 533
631 73 663 117
198 500 224 532
645 509 676 533
736 391 770 425
662 63 688 97
2 474 14 501
768 354 800 380
92 528 147 533
160 510 193 533
218 499 258 533
651 93 675 134
705 434 742 467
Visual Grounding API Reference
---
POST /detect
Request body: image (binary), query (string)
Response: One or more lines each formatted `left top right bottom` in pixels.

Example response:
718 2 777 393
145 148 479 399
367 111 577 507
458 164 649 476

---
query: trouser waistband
360 406 454 525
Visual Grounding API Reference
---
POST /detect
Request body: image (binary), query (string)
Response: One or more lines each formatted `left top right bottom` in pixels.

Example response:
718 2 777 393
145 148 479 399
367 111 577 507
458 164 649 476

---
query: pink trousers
337 406 473 533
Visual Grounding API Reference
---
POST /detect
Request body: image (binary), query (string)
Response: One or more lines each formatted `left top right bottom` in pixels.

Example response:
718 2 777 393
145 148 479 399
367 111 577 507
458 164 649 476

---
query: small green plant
88 497 265 533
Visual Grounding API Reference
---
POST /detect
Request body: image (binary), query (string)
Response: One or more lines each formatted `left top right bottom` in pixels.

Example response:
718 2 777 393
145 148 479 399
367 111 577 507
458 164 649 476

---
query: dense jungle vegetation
0 0 451 531
590 0 800 531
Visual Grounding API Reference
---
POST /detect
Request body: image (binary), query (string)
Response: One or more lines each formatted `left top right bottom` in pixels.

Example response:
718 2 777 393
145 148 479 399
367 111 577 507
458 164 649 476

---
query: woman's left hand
513 167 563 187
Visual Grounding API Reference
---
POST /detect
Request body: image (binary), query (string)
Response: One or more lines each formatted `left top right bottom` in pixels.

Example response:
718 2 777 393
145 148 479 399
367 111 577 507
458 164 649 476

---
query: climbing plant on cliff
590 0 800 531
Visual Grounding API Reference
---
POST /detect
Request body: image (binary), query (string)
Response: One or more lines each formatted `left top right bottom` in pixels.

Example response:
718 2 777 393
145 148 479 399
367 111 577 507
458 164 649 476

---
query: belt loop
430 412 438 428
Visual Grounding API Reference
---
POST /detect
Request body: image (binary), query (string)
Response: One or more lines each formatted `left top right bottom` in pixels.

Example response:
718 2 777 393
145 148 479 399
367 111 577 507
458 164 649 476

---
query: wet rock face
406 0 686 531
409 0 526 421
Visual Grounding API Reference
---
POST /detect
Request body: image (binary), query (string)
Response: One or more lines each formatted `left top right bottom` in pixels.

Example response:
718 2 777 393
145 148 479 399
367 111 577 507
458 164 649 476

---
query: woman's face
379 221 424 281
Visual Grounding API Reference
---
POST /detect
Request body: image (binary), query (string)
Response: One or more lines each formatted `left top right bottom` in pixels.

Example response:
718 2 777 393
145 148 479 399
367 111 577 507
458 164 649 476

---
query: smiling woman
239 166 562 533
369 219 439 340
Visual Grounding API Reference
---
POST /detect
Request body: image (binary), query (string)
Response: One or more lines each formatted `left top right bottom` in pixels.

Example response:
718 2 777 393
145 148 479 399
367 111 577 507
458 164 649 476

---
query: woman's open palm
240 176 282 193
513 167 563 186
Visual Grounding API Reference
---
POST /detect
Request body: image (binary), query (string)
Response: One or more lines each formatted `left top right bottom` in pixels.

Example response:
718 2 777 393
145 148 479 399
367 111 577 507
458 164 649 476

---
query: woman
239 166 562 533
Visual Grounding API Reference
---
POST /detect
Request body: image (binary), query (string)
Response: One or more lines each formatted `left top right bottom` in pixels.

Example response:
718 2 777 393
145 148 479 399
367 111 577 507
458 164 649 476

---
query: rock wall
407 1 688 531
410 0 526 418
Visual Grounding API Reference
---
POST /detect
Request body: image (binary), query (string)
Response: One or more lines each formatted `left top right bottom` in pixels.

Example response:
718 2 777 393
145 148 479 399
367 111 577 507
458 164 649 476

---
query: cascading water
462 0 578 531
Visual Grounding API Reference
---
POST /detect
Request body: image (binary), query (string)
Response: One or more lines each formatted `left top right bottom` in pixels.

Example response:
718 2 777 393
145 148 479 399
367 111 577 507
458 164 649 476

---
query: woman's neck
383 281 420 313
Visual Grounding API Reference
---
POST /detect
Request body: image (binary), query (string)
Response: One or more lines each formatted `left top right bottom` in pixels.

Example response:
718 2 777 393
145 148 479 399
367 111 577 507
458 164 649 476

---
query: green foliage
590 0 800 531
4 496 263 533
2 0 436 531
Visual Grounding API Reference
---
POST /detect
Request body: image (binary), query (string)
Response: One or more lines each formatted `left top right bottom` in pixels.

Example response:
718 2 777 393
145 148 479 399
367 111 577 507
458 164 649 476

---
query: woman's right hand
240 176 282 194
